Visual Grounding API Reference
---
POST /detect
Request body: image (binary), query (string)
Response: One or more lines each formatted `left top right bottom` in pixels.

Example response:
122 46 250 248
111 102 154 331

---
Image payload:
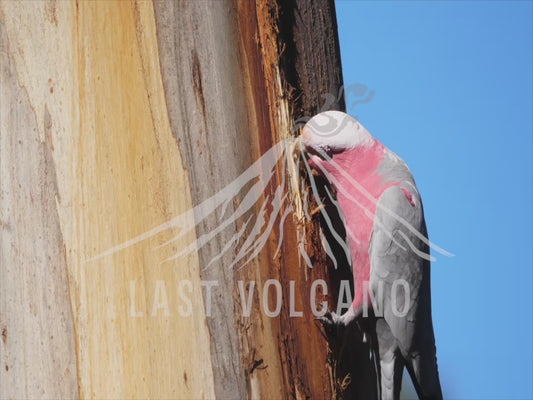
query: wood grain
1 1 215 398
1 0 349 398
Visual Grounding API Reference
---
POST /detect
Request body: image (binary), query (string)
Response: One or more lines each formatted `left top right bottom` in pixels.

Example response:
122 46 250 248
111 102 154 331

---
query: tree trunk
0 1 372 398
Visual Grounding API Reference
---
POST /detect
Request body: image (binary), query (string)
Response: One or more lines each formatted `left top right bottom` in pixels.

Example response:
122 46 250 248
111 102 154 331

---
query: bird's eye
307 145 332 160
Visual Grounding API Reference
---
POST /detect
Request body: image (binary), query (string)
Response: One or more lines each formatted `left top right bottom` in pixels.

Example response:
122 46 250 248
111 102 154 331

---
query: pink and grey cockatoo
301 111 442 400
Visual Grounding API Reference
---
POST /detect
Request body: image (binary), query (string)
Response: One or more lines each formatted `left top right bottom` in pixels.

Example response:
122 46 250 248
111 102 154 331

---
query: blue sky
335 1 533 399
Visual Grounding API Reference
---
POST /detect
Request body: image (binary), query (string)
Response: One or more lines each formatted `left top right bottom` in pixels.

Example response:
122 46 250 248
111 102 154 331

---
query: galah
301 111 442 400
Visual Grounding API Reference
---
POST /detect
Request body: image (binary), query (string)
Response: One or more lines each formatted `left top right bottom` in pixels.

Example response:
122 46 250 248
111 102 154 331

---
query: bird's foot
316 309 347 342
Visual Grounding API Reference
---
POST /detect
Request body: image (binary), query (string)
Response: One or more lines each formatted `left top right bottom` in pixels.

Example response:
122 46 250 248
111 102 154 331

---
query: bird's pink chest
338 178 383 255
332 144 395 308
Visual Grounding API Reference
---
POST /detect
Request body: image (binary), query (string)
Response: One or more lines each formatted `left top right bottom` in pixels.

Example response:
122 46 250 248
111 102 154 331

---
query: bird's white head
301 111 374 156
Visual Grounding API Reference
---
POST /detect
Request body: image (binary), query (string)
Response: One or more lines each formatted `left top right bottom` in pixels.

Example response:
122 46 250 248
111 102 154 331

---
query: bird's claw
315 309 345 341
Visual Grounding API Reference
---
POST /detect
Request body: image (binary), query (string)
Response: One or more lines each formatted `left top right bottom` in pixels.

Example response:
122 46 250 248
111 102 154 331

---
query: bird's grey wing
368 184 432 354
369 184 442 398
